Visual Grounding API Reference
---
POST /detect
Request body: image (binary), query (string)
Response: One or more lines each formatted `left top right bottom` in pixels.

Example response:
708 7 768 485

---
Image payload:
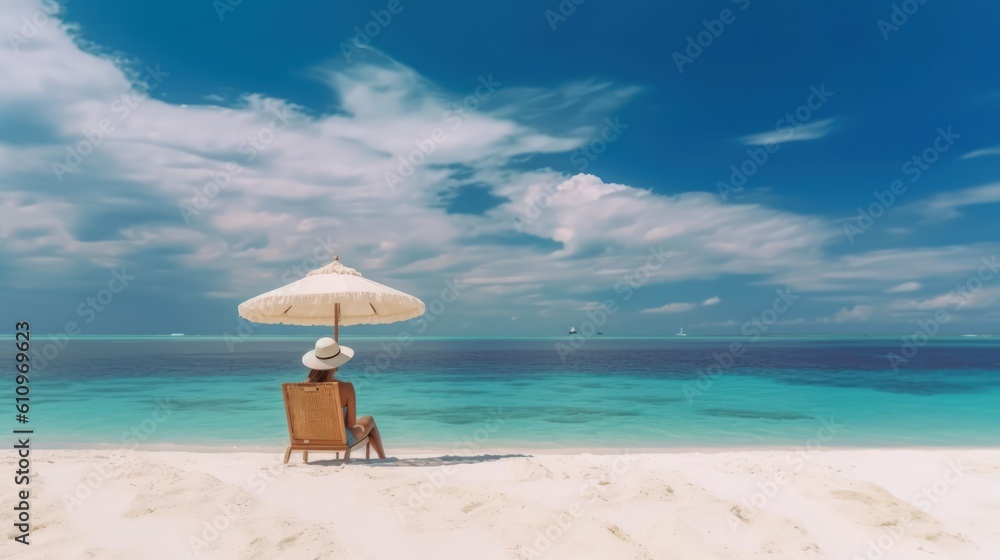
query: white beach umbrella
237 257 425 341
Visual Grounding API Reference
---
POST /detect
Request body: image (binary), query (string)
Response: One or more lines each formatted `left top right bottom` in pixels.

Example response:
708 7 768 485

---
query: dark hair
307 369 336 382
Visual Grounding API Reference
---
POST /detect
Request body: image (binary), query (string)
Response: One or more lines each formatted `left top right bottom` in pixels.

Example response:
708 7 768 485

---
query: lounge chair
281 382 371 464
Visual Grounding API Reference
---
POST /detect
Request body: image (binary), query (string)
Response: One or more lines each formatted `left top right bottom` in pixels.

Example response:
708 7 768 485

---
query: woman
302 337 386 459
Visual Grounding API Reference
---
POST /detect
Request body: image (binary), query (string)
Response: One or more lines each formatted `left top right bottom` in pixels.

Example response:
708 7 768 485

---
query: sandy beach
4 448 999 559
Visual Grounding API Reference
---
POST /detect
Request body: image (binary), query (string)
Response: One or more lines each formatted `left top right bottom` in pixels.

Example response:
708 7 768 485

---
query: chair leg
283 446 292 464
366 442 371 460
336 452 340 459
344 447 352 463
302 451 309 464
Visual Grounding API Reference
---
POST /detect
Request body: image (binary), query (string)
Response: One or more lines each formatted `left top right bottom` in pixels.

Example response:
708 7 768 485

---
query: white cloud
641 303 696 314
640 296 718 314
773 244 1000 292
961 147 1000 159
915 183 1000 220
504 173 838 287
739 118 837 146
829 305 873 322
885 281 921 293
890 286 1000 312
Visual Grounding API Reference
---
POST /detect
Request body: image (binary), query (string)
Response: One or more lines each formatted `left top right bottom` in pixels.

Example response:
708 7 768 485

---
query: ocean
13 336 1000 450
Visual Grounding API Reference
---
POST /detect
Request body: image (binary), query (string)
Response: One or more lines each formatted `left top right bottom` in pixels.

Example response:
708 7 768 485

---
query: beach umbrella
237 257 425 341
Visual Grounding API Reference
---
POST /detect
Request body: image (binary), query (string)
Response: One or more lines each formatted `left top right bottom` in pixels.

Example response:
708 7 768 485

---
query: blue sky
2 0 999 336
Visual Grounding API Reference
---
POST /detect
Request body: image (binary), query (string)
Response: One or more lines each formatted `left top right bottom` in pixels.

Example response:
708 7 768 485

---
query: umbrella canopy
237 258 425 339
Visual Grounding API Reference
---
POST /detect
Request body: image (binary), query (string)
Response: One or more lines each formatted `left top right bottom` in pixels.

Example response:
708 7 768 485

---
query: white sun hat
301 337 354 370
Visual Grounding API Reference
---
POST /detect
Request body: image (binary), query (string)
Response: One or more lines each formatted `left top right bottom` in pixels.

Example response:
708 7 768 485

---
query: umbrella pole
334 303 340 342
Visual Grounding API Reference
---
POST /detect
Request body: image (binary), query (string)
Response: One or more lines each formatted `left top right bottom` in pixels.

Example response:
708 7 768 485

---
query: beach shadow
309 454 531 467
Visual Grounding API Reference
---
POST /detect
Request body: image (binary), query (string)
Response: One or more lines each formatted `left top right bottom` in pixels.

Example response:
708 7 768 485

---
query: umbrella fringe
239 292 423 309
238 309 424 327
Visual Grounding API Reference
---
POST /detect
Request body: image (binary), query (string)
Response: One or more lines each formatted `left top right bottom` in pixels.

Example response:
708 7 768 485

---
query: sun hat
301 337 354 370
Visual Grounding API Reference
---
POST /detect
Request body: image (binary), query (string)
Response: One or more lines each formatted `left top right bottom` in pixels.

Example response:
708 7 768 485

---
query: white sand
3 448 1000 559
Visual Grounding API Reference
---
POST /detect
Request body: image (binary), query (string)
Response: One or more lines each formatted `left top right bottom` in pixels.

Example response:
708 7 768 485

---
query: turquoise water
9 336 1000 449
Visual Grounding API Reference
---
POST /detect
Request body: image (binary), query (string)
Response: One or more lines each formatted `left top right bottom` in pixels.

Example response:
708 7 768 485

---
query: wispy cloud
961 146 1000 159
643 296 720 314
885 281 920 293
739 118 837 146
890 287 1000 312
641 303 696 314
915 183 1000 220
822 305 873 323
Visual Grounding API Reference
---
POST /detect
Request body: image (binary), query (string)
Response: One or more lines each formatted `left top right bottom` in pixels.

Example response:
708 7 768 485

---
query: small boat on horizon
569 327 578 334
170 333 185 336
675 327 687 337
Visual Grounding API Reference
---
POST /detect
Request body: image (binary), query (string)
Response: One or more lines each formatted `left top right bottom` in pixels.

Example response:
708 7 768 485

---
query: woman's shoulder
337 380 355 403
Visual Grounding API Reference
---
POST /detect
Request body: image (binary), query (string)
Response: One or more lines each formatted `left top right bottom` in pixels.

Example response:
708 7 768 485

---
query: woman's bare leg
353 416 386 459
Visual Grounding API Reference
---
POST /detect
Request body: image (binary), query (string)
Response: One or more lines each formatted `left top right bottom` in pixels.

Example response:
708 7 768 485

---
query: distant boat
170 333 185 336
569 327 578 334
597 332 604 335
675 327 687 337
